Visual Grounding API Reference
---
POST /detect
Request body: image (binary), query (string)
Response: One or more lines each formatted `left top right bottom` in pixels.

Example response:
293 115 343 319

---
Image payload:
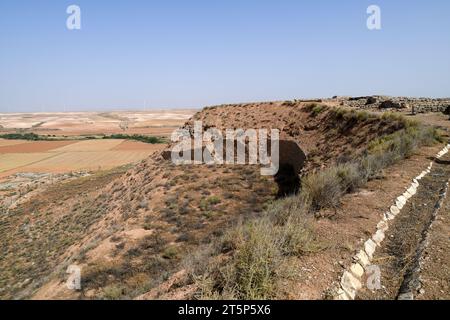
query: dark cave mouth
274 163 301 198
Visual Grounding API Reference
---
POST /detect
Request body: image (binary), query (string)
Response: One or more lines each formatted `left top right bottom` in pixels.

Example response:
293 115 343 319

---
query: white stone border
334 144 450 300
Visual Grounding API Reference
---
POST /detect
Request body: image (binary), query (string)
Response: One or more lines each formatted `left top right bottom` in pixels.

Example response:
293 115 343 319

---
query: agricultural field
0 110 195 137
0 110 195 178
0 139 166 178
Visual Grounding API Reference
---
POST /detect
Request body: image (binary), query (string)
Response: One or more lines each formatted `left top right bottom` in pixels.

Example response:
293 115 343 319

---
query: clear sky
1 0 449 112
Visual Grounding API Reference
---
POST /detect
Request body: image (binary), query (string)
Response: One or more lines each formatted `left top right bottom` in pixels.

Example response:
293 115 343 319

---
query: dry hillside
0 100 447 300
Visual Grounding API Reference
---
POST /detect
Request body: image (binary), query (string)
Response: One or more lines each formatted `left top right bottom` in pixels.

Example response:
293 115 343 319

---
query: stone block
364 239 377 259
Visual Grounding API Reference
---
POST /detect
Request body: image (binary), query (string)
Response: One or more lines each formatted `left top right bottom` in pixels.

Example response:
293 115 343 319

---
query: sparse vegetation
0 132 166 144
2 102 446 301
0 133 50 141
193 196 320 299
102 134 167 144
308 103 326 116
303 117 441 212
189 108 443 300
162 246 180 260
101 285 124 300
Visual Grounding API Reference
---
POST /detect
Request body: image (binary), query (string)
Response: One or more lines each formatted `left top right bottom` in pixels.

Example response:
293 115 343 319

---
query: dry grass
191 196 320 300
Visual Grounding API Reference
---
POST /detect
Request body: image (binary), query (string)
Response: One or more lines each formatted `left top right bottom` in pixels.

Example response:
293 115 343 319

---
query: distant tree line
0 132 167 144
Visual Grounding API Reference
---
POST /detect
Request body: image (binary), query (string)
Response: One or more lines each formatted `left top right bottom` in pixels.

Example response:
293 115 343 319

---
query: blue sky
0 0 449 112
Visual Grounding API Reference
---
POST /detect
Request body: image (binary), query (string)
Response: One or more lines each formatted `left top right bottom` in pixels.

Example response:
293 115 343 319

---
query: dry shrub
193 197 318 300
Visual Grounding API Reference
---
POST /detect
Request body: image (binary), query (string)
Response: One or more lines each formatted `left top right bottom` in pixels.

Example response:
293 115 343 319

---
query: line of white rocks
334 143 450 300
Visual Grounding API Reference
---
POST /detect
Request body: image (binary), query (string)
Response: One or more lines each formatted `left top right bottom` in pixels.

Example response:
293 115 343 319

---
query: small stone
372 229 385 245
341 271 362 299
350 263 365 279
377 220 389 232
384 211 395 221
390 205 400 215
403 191 412 200
334 288 350 300
364 239 377 259
398 292 414 300
407 186 417 196
395 200 404 210
354 250 370 268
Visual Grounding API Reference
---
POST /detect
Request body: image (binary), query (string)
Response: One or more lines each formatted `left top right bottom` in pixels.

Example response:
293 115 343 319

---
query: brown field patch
49 139 125 152
111 140 167 151
0 141 76 154
33 126 180 137
0 110 195 138
21 151 153 172
0 139 32 147
0 153 58 173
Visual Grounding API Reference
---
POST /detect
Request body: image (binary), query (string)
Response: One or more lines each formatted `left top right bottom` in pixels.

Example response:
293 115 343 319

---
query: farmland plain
0 110 195 178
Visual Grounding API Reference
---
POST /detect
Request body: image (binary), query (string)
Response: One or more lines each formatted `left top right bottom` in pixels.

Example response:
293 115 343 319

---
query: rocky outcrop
379 100 403 109
412 104 450 114
335 96 450 114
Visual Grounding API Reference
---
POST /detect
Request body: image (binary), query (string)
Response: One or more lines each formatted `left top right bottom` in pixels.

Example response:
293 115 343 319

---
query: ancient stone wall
336 96 450 114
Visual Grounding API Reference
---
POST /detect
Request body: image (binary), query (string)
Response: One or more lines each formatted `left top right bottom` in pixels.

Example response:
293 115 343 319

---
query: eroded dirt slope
0 102 415 299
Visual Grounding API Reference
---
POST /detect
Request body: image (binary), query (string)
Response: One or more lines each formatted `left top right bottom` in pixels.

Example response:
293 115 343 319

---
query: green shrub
200 196 221 211
162 246 179 260
101 285 124 300
230 219 281 299
356 110 371 121
0 133 46 141
335 162 364 193
103 134 166 144
305 103 327 116
311 105 325 116
207 196 221 205
301 169 343 210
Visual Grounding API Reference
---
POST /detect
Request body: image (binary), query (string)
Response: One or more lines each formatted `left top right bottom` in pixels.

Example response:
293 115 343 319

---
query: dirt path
416 179 450 300
357 153 450 300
